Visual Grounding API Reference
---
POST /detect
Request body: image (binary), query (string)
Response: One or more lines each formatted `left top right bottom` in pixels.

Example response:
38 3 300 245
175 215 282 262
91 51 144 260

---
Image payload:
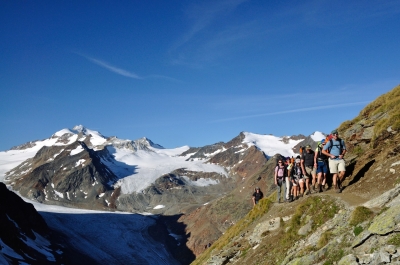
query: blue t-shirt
323 139 346 158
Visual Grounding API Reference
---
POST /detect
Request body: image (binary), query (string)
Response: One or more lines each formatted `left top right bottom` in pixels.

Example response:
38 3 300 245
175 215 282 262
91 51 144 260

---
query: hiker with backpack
322 129 347 193
301 145 317 195
274 158 287 203
289 156 304 200
252 187 264 206
314 139 328 192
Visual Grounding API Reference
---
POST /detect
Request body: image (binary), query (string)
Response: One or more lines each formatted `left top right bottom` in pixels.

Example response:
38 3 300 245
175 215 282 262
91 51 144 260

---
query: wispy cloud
173 0 248 50
75 52 182 82
170 0 250 66
212 101 371 123
76 53 142 79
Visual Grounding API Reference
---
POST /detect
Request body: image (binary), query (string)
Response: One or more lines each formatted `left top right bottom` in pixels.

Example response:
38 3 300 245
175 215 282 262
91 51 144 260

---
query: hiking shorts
316 161 328 174
292 178 303 186
304 166 316 179
328 158 346 174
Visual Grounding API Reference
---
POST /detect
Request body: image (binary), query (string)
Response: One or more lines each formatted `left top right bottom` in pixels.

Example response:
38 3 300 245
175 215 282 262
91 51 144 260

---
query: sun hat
306 145 311 149
331 129 338 134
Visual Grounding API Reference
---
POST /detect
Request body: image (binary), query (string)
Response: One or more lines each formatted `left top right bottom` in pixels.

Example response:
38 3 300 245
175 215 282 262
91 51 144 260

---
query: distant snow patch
153 205 165 209
53 149 64 159
20 169 31 175
70 146 84 156
75 159 86 167
54 190 64 199
182 176 219 186
21 231 56 262
242 132 303 157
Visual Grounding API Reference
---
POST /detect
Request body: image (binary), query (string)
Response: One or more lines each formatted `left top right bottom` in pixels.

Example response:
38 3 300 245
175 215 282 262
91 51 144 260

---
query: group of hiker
252 129 347 205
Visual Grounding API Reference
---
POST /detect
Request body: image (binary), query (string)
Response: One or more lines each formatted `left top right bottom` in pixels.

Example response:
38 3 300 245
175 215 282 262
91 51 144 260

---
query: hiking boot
312 186 316 193
335 188 342 193
305 189 310 195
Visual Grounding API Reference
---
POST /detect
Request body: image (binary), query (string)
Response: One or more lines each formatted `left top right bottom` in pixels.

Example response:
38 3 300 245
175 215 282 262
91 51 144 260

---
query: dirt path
266 185 373 219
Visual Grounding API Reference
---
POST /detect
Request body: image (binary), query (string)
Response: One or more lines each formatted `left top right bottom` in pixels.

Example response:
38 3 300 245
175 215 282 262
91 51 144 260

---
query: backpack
291 164 302 179
316 145 328 161
299 146 304 155
302 150 315 167
325 134 333 143
275 165 287 178
328 138 344 154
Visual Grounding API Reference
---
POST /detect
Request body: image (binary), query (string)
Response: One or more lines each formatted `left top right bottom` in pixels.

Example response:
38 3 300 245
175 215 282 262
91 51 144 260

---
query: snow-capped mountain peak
72 124 86 132
136 137 164 149
310 131 326 142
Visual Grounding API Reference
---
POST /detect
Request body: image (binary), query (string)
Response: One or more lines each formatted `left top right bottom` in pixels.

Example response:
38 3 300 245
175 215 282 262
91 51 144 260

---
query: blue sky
1 0 400 151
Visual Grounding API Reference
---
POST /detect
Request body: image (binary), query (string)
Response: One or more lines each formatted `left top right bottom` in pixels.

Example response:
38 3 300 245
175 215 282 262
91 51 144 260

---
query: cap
306 145 311 149
295 158 301 163
321 139 325 143
331 129 338 134
256 186 260 190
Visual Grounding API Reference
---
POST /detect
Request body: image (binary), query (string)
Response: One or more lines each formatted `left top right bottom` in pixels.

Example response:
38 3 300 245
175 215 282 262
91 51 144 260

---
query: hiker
290 156 304 200
285 157 293 202
274 159 287 203
314 139 328 192
252 187 264 206
322 129 346 193
301 145 317 195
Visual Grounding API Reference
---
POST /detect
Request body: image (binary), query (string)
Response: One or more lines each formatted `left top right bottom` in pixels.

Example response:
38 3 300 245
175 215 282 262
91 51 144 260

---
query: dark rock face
0 182 65 264
8 141 118 210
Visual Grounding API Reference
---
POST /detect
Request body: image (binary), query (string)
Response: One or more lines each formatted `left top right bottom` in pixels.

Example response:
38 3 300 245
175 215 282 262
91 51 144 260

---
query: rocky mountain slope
190 85 400 265
0 182 65 264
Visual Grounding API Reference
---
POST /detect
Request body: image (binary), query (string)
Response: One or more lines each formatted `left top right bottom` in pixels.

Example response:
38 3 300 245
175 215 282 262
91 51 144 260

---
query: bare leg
338 171 346 187
332 173 338 187
300 181 305 196
285 177 291 200
312 173 317 189
321 173 326 186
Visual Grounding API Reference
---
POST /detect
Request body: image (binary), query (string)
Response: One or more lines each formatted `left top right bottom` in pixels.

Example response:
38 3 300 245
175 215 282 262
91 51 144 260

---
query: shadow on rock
148 214 196 265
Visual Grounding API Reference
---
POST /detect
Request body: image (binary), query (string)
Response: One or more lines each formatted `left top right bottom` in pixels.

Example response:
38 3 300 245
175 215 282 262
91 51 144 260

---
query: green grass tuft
349 206 374 226
353 226 363 236
388 233 400 246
